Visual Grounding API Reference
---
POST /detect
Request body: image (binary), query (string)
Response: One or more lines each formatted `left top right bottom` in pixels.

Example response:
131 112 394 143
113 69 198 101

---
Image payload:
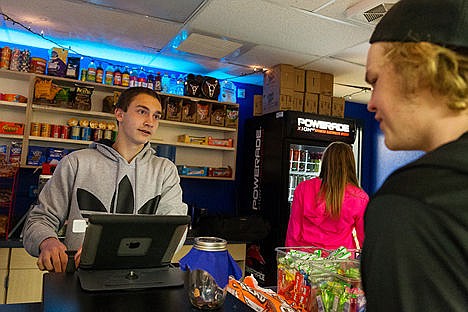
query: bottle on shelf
113 66 122 86
104 64 114 85
129 67 138 87
176 74 185 96
121 66 130 87
154 72 162 92
169 74 177 94
161 73 170 93
86 60 96 82
95 62 104 84
138 67 147 88
147 70 155 90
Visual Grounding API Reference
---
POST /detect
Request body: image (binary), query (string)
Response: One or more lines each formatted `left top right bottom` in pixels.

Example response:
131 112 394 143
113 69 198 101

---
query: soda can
81 127 91 141
30 122 41 136
70 126 81 140
40 123 51 137
60 125 70 139
51 125 61 138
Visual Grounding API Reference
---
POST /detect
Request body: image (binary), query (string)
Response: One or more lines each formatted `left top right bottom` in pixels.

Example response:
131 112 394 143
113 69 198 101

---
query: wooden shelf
0 134 24 140
0 101 27 110
1 69 239 179
32 104 115 119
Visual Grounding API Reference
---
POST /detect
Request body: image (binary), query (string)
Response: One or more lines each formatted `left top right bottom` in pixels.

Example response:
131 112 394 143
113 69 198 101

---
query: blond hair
381 42 468 110
318 142 359 218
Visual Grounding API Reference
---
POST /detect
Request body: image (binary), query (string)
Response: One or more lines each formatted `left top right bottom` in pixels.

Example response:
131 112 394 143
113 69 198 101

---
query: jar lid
193 237 227 251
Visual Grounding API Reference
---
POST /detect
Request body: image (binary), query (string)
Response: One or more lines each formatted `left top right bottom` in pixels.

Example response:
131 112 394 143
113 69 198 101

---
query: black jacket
362 132 468 311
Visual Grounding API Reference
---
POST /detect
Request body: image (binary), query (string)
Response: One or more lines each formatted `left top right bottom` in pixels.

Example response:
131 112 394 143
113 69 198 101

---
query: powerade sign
251 127 264 211
297 117 351 137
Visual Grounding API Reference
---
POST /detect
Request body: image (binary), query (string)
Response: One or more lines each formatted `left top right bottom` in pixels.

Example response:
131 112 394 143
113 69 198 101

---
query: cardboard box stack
262 64 346 117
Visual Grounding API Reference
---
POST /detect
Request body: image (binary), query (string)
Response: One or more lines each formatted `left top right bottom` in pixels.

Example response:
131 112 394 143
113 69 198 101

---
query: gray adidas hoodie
22 141 188 257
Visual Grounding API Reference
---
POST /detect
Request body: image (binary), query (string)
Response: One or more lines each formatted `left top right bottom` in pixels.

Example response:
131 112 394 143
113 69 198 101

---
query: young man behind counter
22 87 188 273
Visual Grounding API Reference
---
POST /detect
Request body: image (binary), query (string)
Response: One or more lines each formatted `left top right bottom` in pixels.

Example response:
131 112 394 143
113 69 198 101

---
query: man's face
366 43 429 151
115 94 163 146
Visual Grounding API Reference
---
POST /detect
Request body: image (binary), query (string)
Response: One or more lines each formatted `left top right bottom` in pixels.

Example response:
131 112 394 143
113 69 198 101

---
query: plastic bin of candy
276 246 366 312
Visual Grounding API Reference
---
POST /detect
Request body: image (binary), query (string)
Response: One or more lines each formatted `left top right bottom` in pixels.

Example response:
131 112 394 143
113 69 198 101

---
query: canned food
51 124 61 138
1 46 12 69
81 127 91 141
80 69 87 81
103 129 113 140
40 123 51 137
29 57 47 74
30 122 41 136
93 129 103 141
70 126 81 140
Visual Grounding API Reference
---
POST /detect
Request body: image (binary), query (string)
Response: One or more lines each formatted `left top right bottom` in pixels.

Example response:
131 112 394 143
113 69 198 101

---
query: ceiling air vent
363 3 394 22
345 0 397 25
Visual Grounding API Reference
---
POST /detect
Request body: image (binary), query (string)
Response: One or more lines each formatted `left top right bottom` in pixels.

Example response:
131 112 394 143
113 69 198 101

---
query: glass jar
187 237 229 310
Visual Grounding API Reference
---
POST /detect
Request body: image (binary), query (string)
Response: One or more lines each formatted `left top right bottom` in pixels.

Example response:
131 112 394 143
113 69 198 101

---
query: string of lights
0 12 264 81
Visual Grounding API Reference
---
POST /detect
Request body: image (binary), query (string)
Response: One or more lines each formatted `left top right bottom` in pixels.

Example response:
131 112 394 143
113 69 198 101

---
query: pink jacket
285 178 369 250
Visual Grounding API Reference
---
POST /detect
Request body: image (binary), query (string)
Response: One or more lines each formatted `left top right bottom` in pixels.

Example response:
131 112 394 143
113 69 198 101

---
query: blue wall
344 101 424 195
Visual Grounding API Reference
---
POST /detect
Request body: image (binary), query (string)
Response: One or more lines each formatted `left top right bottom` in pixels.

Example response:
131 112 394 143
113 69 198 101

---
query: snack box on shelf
207 136 233 147
276 246 365 312
0 93 27 103
177 165 208 177
177 134 208 145
208 166 232 178
0 121 24 135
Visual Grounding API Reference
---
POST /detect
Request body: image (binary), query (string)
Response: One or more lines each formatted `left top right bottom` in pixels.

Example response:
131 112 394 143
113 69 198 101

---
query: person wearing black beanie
361 0 468 310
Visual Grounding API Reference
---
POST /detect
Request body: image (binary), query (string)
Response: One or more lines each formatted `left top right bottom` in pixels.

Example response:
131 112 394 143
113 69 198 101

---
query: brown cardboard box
196 102 211 125
305 70 321 93
292 92 304 111
294 69 305 92
165 97 182 121
263 64 296 91
181 100 197 123
262 64 296 114
320 72 334 96
304 93 319 114
225 104 239 128
331 97 345 117
318 95 332 116
253 94 263 116
262 88 294 115
305 71 334 96
210 103 226 127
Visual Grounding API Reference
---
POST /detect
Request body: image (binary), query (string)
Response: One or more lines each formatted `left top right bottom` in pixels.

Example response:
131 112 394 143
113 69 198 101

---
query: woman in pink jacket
285 142 369 250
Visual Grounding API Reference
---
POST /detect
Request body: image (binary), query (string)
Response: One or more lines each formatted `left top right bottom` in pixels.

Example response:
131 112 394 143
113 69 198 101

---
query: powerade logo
251 128 263 211
297 117 350 137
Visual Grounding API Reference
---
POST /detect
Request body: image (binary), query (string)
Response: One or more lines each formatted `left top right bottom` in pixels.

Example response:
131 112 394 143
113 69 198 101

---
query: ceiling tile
81 0 207 23
0 0 183 52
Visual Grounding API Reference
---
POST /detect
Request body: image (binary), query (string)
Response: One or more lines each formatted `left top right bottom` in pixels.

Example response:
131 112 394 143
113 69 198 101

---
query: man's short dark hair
115 87 161 112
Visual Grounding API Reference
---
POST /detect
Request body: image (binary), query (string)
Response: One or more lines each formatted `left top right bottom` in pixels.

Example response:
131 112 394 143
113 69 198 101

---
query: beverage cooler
240 111 360 285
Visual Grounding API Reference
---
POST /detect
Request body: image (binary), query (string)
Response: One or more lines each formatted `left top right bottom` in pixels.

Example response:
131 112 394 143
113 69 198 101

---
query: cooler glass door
288 143 326 204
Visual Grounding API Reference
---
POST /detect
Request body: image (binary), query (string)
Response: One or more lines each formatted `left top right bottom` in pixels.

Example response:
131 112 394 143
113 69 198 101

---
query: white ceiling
0 0 399 104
